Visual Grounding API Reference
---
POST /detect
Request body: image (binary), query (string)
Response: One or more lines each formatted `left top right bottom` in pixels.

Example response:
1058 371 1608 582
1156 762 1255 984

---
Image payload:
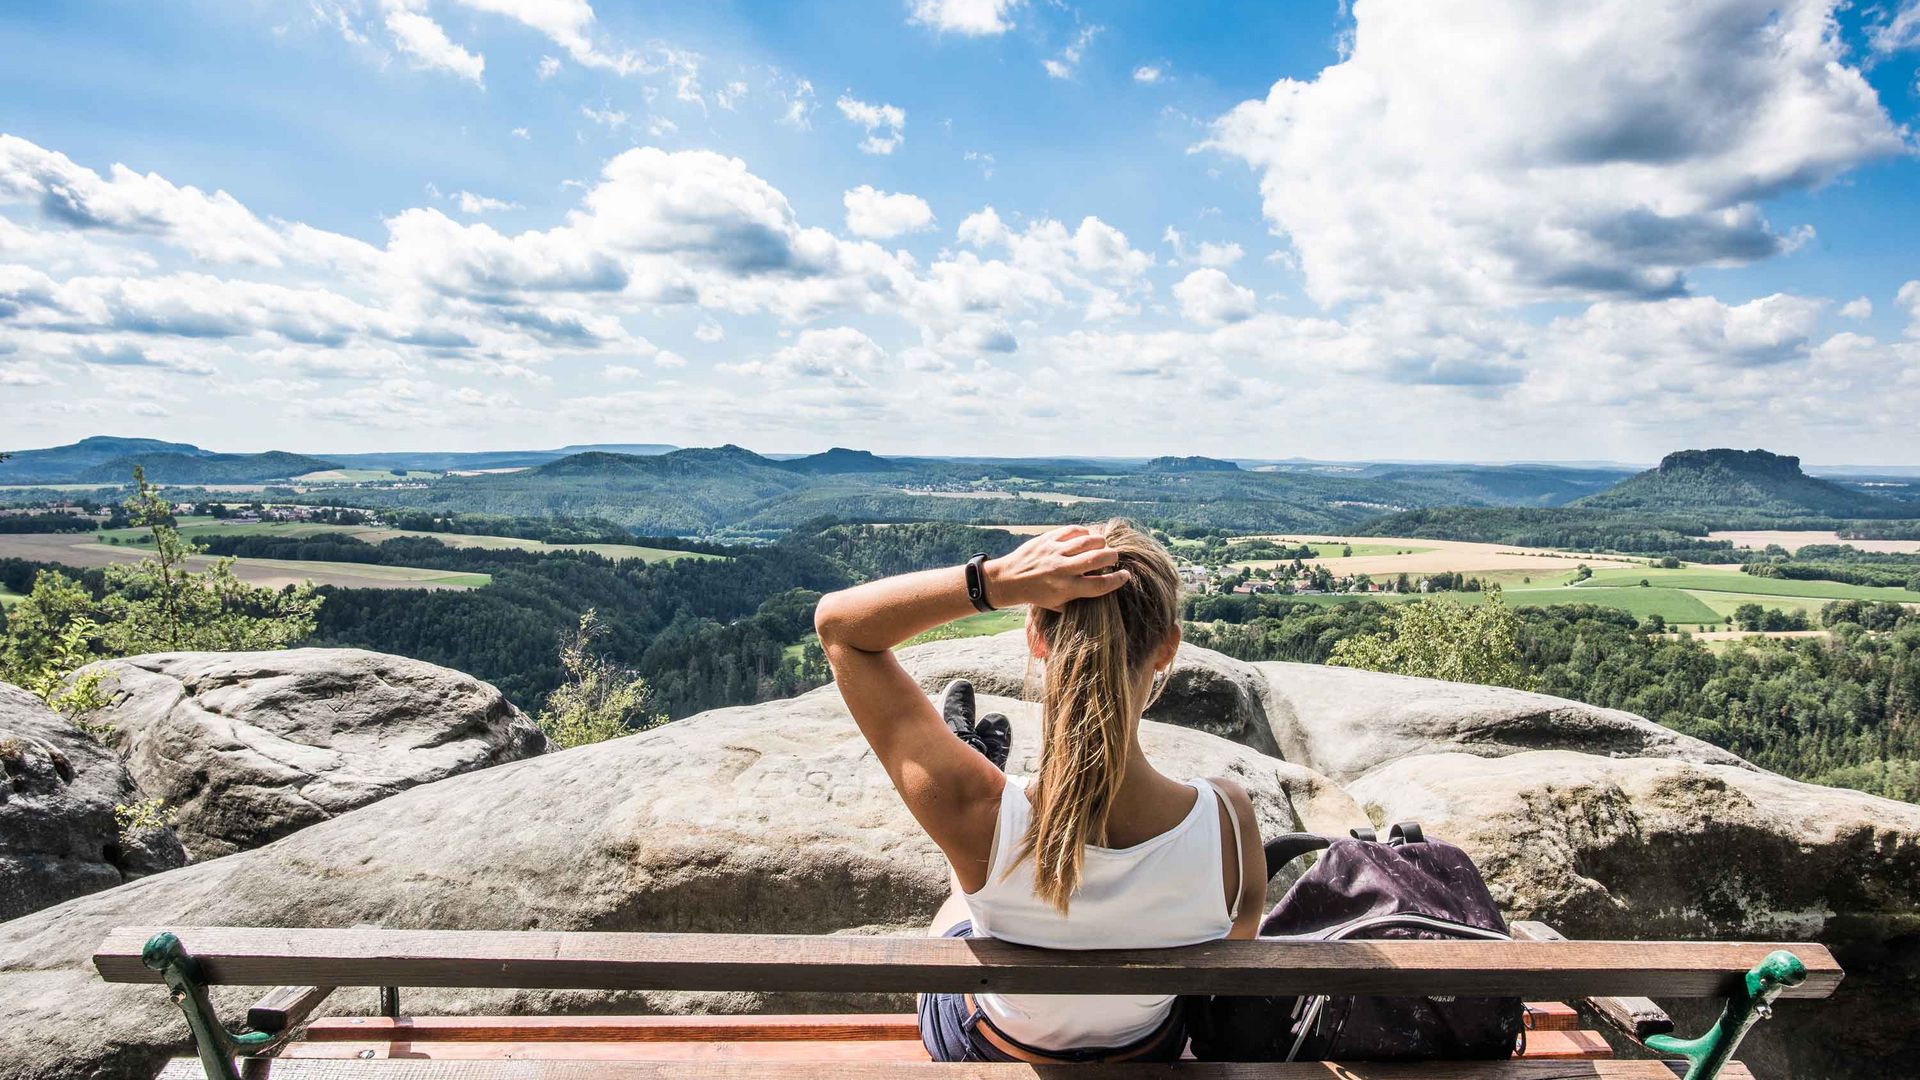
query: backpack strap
1387 821 1425 846
1262 832 1332 881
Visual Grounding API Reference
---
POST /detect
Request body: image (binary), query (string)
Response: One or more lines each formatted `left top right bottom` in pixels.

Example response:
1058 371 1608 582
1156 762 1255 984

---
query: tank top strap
1193 778 1247 921
985 777 1032 880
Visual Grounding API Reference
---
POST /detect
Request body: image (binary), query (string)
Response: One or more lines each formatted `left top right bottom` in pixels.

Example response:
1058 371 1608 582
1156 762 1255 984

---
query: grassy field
236 558 491 588
1241 558 1917 629
1507 586 1721 623
95 518 716 563
1580 566 1920 603
901 607 1029 646
0 583 21 606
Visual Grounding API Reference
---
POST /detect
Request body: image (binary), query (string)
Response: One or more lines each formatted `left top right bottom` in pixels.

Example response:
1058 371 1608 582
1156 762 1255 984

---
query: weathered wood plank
283 1039 935 1062
1519 1002 1578 1031
248 985 337 1033
1514 1030 1612 1060
155 1059 1734 1079
303 1014 924 1044
93 927 1843 1000
1511 923 1677 1040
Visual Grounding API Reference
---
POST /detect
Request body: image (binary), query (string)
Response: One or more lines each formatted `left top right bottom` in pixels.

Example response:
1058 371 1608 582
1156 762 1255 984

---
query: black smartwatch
964 552 995 612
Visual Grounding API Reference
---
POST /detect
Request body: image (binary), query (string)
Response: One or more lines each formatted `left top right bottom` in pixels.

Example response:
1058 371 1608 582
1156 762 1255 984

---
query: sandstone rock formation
900 630 1739 780
0 682 184 923
1349 750 1920 1078
69 649 548 859
5 636 1913 1080
0 681 1362 1080
899 631 1281 756
1251 661 1749 782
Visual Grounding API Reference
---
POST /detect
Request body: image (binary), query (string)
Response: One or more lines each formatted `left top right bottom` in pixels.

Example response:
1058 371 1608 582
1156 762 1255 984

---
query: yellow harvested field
1227 534 1643 576
1707 530 1920 554
0 532 483 591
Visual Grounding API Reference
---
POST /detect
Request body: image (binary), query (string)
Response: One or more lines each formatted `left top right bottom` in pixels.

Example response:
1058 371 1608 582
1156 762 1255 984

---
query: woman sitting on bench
815 520 1265 1063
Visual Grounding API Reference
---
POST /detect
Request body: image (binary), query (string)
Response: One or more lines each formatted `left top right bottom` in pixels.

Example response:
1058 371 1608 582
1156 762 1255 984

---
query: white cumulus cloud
1208 0 1908 307
843 185 935 239
1174 268 1256 326
909 0 1022 36
837 95 906 155
384 9 485 84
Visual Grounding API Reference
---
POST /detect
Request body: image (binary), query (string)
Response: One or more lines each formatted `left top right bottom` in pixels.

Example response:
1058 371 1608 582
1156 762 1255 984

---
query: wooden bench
93 925 1841 1080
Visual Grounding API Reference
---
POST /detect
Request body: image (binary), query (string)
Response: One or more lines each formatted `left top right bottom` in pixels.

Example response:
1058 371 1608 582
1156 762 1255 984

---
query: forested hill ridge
0 438 339 485
1145 455 1241 472
1575 448 1905 518
776 447 895 474
79 450 340 484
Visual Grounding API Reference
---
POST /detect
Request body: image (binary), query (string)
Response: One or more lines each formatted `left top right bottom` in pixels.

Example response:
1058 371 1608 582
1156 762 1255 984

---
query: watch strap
964 552 995 612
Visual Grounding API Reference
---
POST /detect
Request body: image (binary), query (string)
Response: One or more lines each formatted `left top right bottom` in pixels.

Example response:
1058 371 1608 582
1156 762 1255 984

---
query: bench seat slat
283 1039 938 1062
281 1022 1611 1062
93 926 1842 1000
156 1059 1741 1078
303 1014 925 1043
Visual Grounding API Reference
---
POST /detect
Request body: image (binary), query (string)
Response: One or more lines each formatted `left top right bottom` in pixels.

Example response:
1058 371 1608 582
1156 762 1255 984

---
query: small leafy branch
113 797 173 844
536 609 665 750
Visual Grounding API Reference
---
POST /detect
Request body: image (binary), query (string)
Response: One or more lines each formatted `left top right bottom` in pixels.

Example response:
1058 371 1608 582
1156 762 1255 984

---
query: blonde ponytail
1018 519 1181 912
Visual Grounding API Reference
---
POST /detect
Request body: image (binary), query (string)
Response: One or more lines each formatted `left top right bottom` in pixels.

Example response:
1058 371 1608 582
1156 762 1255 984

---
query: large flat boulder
1348 750 1920 1080
69 650 549 859
899 629 1283 757
1253 661 1749 782
0 682 184 922
0 682 1363 1080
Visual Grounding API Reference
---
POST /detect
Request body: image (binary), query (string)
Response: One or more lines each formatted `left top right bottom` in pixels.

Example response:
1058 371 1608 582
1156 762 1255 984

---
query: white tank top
960 777 1243 1051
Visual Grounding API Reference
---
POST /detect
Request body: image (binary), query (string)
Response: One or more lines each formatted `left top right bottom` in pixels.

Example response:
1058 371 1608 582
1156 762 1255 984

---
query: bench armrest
246 984 335 1034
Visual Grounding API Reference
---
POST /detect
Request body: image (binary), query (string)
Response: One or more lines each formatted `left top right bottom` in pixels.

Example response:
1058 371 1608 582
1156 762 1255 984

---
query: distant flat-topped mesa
1575 446 1899 517
1143 454 1241 472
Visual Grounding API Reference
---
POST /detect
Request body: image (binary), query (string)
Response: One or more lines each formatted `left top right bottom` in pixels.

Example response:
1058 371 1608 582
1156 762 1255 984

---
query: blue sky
2 0 1917 463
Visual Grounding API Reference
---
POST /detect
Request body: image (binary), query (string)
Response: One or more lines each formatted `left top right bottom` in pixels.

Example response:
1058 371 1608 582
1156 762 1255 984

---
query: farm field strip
1580 566 1920 602
1707 529 1920 555
1213 547 1920 628
1222 534 1642 576
93 519 714 563
1504 586 1722 622
0 532 486 592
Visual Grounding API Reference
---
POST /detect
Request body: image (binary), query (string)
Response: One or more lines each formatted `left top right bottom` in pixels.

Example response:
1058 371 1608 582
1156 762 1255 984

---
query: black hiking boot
975 712 1012 771
939 679 1008 771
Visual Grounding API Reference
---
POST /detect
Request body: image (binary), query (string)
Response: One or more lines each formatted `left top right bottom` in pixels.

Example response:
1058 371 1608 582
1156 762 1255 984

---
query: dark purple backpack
1186 822 1525 1062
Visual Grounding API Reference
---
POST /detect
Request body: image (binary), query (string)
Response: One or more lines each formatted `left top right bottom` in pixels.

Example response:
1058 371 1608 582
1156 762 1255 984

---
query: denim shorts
915 920 1186 1063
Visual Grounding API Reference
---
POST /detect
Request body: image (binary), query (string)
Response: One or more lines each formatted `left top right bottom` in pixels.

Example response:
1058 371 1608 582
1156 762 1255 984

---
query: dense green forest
1745 547 1920 590
1353 506 1740 558
1184 596 1920 801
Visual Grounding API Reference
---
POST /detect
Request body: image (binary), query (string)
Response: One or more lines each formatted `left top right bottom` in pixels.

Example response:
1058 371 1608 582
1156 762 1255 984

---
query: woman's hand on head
987 526 1131 612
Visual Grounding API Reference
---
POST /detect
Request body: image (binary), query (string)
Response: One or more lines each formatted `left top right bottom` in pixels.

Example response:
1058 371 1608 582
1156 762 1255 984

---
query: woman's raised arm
813 527 1131 887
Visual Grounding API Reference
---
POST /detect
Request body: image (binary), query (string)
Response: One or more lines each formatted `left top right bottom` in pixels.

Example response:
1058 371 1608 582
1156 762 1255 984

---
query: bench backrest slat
92 927 1842 1000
